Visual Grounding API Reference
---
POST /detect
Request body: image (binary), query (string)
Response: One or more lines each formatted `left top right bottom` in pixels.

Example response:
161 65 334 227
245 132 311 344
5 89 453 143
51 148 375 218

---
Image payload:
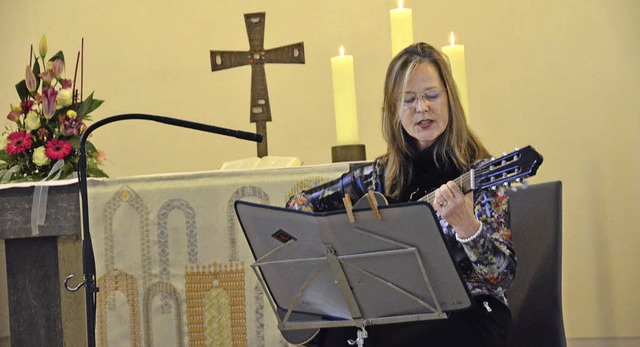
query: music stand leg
347 326 368 347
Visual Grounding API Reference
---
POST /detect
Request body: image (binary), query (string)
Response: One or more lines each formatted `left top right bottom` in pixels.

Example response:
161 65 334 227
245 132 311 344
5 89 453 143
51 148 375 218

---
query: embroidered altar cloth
86 163 349 347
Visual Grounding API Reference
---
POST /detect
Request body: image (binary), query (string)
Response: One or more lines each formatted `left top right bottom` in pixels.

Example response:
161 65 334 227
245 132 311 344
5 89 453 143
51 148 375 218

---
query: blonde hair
380 42 490 199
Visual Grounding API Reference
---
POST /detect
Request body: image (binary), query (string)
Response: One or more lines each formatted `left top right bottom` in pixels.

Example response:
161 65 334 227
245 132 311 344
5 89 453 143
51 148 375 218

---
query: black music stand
235 200 472 346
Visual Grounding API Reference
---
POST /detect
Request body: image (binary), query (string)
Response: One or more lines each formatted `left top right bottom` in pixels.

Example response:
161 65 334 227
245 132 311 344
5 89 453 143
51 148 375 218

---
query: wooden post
0 183 86 346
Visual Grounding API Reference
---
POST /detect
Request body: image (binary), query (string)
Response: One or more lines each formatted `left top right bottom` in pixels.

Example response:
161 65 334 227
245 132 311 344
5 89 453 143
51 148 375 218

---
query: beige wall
1 0 638 340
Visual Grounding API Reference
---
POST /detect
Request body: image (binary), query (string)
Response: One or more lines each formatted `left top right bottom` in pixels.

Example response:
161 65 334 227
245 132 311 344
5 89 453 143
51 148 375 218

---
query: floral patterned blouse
286 158 517 306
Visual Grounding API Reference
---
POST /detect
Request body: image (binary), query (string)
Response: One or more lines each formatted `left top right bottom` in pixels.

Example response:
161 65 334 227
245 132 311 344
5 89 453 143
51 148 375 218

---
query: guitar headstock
474 146 543 191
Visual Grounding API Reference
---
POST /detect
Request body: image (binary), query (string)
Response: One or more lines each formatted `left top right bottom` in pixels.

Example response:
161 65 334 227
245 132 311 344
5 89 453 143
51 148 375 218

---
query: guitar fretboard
418 170 474 205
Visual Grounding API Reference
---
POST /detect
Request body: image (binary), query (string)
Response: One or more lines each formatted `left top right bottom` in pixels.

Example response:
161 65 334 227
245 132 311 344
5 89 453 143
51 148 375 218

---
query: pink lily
42 87 58 119
39 70 55 85
60 79 73 89
52 59 64 77
25 66 37 92
7 105 21 121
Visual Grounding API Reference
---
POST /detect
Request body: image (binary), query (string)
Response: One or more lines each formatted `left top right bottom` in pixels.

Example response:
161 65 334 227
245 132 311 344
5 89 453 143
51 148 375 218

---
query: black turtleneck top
399 147 462 202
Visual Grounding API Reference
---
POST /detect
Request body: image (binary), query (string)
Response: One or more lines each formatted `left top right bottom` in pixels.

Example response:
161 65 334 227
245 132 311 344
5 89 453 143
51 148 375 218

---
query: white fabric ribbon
0 165 20 184
30 160 74 236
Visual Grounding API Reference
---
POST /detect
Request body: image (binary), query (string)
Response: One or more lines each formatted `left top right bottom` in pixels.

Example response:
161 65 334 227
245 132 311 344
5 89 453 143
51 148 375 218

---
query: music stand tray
234 200 472 337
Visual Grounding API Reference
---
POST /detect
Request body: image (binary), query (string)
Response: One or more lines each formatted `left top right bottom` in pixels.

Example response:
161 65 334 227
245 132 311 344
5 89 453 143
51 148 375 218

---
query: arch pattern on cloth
156 198 198 313
103 185 152 309
142 281 184 347
227 185 270 345
185 262 247 346
226 185 270 262
97 269 141 347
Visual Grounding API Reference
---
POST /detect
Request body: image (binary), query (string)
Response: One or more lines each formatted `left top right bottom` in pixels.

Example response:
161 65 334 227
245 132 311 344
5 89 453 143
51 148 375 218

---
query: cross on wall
210 12 305 157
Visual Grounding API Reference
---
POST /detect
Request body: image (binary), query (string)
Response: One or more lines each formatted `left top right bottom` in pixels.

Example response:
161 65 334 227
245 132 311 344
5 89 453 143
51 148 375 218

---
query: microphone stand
64 114 262 347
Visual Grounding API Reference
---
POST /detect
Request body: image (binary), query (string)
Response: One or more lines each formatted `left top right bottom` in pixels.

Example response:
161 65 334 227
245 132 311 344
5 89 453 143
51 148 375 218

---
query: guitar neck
419 170 474 204
414 146 542 205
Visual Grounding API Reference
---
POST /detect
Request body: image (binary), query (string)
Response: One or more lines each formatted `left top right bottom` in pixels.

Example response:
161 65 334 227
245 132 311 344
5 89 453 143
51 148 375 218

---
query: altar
1 161 568 347
84 163 349 346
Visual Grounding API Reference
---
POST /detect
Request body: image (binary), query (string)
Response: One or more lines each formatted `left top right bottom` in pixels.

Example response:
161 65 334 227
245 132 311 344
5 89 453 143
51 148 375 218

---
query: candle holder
331 144 367 163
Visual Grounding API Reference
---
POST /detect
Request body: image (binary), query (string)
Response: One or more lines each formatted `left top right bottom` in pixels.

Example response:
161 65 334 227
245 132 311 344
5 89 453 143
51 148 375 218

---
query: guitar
281 146 543 346
352 145 544 211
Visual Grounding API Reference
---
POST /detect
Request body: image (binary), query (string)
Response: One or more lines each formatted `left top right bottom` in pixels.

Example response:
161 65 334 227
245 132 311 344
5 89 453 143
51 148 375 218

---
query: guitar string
415 153 527 205
419 171 473 204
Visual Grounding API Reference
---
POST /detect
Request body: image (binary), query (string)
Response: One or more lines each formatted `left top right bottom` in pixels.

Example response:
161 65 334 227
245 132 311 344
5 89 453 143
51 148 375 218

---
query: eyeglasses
402 90 445 108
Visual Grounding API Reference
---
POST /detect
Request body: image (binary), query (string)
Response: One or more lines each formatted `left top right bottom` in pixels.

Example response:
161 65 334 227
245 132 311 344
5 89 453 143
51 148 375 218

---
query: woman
286 42 515 346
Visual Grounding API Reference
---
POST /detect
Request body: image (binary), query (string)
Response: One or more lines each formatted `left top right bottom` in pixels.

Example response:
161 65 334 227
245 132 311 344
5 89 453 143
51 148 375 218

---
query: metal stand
234 199 473 345
348 326 368 347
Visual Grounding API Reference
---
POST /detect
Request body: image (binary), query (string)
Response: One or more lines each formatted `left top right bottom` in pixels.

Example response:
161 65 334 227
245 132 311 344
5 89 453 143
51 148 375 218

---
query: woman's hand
433 181 481 238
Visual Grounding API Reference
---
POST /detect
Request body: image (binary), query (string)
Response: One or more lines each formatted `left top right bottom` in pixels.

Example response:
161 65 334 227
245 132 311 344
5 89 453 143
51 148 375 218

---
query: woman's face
399 62 449 150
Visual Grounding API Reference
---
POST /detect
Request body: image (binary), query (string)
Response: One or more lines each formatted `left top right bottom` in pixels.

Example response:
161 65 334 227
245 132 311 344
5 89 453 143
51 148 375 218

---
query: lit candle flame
449 31 456 46
339 45 345 56
398 0 404 9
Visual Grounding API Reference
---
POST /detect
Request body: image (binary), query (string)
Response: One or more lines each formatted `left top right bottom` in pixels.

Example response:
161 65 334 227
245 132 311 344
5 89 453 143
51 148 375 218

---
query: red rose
5 131 33 155
45 138 73 160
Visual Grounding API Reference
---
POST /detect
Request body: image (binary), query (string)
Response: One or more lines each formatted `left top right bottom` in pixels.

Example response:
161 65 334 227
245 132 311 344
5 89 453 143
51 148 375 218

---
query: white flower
0 132 8 150
32 146 50 166
56 88 73 107
25 111 41 132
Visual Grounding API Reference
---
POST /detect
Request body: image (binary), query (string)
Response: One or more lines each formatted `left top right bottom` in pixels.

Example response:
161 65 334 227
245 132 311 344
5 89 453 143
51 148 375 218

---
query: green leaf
68 137 80 149
16 80 28 101
33 59 41 92
77 93 93 116
85 140 98 154
77 92 104 118
57 161 75 179
87 166 109 178
0 151 11 162
67 139 97 154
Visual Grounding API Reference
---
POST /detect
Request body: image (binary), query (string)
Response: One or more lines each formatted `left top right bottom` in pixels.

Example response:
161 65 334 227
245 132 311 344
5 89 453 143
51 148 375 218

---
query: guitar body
353 190 389 209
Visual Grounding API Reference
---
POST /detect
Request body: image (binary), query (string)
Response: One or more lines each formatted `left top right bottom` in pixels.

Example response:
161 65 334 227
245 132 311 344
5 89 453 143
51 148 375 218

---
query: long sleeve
286 161 383 212
458 187 517 300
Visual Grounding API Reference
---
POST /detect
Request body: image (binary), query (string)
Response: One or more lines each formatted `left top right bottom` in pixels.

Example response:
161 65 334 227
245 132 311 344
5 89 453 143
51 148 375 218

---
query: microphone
67 113 262 347
80 113 263 143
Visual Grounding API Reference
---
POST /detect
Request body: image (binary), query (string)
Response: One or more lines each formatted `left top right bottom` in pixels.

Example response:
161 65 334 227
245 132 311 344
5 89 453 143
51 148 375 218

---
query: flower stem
72 51 80 106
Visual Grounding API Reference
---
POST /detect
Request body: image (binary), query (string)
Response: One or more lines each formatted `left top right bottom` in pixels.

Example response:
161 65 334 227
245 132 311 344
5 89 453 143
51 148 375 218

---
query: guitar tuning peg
503 182 516 192
515 178 522 183
510 186 518 192
520 180 529 189
515 147 520 151
503 152 508 156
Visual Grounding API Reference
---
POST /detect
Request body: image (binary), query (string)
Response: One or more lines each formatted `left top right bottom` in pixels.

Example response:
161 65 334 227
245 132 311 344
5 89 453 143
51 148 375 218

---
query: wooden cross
210 12 305 157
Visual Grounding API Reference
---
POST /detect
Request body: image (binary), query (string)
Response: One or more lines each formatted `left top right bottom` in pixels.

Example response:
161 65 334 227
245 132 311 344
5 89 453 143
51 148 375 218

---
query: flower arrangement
0 35 107 183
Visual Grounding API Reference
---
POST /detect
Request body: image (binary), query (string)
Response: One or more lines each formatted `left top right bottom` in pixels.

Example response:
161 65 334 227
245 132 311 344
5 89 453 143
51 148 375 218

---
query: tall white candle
331 46 359 145
390 0 414 57
442 32 470 120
